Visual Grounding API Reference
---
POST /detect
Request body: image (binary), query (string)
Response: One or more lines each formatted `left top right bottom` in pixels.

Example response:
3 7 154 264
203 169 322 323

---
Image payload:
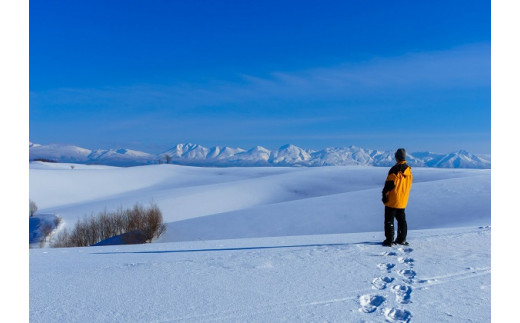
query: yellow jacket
382 161 413 209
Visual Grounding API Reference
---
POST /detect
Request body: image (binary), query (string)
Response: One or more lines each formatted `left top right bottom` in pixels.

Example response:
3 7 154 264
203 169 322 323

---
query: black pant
384 206 407 243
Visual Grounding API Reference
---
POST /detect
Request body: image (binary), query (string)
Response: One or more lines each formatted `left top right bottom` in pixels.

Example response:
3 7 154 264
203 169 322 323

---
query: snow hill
29 162 491 322
29 142 491 168
29 162 490 243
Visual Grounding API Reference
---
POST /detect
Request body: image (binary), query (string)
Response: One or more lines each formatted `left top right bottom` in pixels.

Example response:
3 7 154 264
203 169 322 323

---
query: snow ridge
29 142 491 169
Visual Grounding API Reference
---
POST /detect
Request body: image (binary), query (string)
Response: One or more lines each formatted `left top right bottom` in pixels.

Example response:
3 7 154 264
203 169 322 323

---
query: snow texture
29 162 490 322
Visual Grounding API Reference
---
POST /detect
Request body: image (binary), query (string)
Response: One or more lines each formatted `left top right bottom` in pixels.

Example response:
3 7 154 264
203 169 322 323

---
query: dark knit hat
395 148 406 161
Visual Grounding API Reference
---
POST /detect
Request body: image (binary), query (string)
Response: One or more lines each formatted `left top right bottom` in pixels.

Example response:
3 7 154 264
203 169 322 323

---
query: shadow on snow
91 241 380 255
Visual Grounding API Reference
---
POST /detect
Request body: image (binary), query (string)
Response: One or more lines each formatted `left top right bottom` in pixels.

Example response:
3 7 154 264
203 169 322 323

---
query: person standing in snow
381 148 413 246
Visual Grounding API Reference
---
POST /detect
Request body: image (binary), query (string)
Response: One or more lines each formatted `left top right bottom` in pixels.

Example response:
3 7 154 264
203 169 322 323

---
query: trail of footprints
359 246 415 322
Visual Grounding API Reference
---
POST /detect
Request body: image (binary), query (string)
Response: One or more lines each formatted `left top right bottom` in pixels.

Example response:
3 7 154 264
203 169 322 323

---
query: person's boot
395 214 407 245
384 222 394 246
382 240 394 247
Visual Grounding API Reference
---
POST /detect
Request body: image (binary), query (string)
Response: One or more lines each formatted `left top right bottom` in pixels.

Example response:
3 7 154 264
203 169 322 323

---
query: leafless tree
142 203 166 242
50 203 167 247
164 154 172 164
52 228 71 248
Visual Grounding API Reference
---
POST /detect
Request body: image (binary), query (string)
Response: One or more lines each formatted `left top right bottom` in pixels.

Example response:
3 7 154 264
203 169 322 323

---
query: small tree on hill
165 154 172 164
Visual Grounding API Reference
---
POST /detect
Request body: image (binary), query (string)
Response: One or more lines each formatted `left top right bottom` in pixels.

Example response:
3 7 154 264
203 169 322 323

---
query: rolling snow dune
29 162 491 322
163 174 490 242
29 162 490 243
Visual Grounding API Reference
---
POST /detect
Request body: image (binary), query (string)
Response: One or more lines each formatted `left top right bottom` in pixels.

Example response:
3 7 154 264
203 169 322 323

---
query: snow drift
29 162 491 322
29 162 490 243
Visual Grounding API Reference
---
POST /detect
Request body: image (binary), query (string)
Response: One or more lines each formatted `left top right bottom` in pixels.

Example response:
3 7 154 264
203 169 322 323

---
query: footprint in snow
372 276 394 290
384 307 411 323
358 294 385 313
397 269 416 283
398 247 413 254
377 263 395 272
398 257 415 266
391 284 412 304
382 251 398 257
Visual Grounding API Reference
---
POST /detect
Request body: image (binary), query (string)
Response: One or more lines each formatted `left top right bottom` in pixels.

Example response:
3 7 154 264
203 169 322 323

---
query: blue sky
29 0 490 154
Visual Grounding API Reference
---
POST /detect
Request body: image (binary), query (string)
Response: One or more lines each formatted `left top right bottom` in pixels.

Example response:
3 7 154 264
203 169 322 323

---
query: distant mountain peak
29 141 491 169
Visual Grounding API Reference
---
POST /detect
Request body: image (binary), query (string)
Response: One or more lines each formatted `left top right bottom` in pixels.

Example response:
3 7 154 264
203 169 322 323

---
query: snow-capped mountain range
29 142 491 168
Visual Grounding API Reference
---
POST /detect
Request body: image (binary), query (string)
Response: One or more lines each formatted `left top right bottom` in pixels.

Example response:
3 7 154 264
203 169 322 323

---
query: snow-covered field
29 162 491 322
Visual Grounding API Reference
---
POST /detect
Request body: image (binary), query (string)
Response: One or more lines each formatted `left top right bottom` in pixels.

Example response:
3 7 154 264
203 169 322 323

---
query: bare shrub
50 203 167 248
122 203 166 242
125 204 147 233
52 228 72 248
112 207 126 236
143 203 166 242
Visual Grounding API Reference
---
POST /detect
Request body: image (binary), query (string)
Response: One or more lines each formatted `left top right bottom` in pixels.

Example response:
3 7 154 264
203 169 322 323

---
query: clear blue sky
29 0 490 154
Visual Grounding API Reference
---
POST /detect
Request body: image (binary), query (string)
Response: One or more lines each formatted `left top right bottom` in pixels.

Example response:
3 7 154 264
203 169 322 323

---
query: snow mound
29 163 490 243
